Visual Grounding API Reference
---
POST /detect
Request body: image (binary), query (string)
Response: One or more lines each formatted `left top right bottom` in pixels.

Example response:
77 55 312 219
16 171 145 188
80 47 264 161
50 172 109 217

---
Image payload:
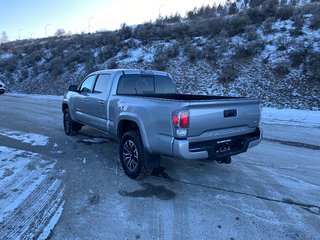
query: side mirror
68 84 78 92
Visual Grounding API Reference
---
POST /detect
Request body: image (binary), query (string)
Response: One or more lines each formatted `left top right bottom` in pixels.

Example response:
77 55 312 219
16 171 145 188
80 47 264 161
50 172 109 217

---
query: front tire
63 108 82 135
120 130 147 179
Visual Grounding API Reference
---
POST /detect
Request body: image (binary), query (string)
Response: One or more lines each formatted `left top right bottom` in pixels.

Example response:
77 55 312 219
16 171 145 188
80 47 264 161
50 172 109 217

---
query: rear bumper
172 127 262 160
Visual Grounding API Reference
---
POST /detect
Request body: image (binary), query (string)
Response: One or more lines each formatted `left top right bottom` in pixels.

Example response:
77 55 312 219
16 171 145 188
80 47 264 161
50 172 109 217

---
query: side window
93 74 111 93
79 75 96 93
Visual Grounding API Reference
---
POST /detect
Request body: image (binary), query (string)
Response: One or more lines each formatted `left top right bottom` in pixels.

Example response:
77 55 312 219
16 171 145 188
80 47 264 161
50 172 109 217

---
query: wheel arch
62 103 69 113
117 115 151 153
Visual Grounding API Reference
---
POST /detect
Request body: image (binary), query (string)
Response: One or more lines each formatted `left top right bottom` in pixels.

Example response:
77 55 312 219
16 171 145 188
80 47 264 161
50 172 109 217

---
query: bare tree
54 29 66 37
0 31 9 43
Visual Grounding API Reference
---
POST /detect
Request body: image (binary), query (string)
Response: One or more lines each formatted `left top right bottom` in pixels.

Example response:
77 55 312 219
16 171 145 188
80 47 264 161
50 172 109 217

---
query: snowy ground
0 94 319 239
0 135 64 239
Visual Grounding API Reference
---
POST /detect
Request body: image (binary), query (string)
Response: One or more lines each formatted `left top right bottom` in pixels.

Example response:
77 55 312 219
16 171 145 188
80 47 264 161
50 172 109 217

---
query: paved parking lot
0 94 319 239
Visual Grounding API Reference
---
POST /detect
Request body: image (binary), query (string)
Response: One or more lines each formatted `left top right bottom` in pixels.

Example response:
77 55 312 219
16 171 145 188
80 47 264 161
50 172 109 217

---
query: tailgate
188 99 260 138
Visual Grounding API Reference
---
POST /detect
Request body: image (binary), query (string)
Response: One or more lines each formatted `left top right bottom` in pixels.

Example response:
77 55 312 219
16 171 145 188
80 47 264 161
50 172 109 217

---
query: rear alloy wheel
120 130 146 179
63 108 82 135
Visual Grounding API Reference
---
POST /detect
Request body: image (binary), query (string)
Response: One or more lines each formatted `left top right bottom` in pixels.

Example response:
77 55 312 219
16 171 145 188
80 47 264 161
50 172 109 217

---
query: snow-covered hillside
0 0 319 110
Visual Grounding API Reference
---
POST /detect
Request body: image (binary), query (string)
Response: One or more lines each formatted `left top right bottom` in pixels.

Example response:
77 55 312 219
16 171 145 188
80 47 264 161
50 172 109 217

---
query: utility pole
45 24 51 37
88 17 94 33
158 4 165 18
18 28 23 40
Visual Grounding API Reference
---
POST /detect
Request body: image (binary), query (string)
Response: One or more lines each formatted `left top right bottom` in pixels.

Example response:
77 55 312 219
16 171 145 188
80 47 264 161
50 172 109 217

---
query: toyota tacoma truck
62 69 262 179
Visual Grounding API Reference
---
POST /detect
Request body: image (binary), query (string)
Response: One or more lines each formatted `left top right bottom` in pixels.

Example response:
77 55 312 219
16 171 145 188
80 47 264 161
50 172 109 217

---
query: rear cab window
117 74 176 95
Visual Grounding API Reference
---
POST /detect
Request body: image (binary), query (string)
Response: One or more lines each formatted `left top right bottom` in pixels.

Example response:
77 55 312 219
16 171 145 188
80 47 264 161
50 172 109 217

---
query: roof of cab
89 69 169 76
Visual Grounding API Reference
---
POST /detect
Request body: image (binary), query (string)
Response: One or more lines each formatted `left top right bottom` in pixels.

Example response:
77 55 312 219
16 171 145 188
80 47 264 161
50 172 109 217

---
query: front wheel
119 130 147 179
63 108 82 135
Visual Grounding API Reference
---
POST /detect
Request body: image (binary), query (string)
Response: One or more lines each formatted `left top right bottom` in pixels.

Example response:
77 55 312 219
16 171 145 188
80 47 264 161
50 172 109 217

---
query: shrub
162 13 181 24
247 7 266 23
310 13 320 30
249 0 264 8
245 26 259 41
263 17 276 34
202 40 219 62
4 56 18 73
297 2 320 15
84 60 98 75
228 2 238 15
98 46 118 64
184 43 200 62
206 17 225 36
47 57 64 77
166 43 180 58
19 68 29 80
261 0 279 17
274 61 290 76
289 43 312 68
186 5 213 19
30 65 39 78
226 15 251 36
107 58 118 69
276 37 289 51
290 14 304 36
218 59 237 84
304 51 320 82
289 50 306 68
153 47 169 71
118 23 132 40
276 5 294 20
234 40 264 59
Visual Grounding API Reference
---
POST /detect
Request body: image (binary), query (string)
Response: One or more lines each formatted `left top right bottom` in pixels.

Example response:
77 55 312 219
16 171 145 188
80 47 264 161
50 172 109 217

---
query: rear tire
119 130 148 179
63 108 82 136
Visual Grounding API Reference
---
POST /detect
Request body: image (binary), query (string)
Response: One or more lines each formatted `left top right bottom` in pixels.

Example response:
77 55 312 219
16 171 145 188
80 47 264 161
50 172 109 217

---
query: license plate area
216 139 231 153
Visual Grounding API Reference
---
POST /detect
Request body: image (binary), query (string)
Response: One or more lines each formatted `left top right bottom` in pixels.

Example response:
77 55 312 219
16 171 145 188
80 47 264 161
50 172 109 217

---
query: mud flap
144 149 160 169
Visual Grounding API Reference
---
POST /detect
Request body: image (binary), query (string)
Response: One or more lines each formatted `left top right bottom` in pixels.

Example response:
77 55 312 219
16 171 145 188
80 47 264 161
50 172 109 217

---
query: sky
0 0 225 41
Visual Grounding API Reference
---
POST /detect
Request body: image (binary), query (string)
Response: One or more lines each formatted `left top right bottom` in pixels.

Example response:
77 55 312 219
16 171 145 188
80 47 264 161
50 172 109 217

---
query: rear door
86 74 112 131
188 99 260 138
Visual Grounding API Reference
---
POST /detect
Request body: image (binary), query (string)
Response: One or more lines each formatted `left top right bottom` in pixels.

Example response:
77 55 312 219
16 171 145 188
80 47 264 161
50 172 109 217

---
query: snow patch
0 128 49 146
0 53 13 59
38 201 65 240
262 107 320 127
6 93 62 100
0 146 64 239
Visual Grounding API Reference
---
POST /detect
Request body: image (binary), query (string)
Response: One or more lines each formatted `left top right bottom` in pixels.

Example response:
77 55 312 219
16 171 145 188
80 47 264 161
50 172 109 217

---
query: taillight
180 111 189 128
172 111 189 128
172 110 189 139
173 114 179 126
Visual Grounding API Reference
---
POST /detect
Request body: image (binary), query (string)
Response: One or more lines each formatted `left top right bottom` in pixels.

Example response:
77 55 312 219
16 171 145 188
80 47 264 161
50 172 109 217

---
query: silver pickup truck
62 69 262 179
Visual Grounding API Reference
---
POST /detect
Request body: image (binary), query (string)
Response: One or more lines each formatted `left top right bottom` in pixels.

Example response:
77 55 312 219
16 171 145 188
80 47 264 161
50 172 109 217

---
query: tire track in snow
0 146 64 239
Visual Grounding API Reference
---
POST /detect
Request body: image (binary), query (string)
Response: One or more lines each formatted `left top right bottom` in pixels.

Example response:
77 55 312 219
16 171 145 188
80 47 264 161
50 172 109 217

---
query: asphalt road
0 94 319 240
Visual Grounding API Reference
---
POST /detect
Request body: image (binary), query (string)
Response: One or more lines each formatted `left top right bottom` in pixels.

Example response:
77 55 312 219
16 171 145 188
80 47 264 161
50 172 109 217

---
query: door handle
98 100 105 104
224 109 237 118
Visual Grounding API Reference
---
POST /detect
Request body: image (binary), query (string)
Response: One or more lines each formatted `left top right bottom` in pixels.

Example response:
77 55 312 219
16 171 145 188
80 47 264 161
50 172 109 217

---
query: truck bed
119 93 245 101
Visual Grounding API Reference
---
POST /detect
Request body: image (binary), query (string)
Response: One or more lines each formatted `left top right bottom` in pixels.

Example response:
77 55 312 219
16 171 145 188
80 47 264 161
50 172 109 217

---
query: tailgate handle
224 109 237 118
